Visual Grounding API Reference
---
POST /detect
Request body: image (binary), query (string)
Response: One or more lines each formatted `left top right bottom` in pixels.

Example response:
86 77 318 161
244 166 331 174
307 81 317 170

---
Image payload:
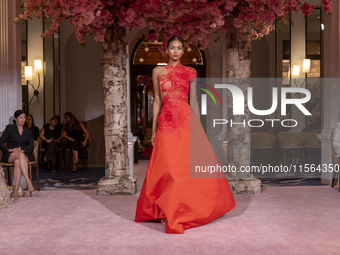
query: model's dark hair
13 110 26 124
63 111 81 131
50 115 60 123
167 36 184 49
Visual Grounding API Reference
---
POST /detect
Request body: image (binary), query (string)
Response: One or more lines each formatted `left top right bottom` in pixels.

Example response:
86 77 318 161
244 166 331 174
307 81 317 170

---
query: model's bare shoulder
152 66 165 77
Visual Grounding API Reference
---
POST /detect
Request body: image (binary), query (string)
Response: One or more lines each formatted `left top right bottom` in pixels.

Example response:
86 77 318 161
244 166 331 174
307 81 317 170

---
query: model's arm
151 67 163 146
189 69 201 123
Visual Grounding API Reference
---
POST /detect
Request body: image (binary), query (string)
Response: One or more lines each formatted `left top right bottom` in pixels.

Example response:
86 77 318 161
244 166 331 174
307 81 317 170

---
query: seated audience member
0 110 35 200
25 114 40 140
40 115 62 172
61 112 89 172
138 127 151 147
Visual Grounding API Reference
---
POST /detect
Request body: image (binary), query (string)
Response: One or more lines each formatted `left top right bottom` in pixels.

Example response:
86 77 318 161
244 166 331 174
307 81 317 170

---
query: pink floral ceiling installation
17 0 332 54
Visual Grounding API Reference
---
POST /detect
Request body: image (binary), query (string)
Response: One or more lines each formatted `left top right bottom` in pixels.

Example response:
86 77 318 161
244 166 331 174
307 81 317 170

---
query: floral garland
16 0 332 54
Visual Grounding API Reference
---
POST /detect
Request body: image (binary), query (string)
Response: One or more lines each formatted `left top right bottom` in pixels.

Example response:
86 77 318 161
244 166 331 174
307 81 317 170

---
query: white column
0 0 27 188
318 0 340 184
27 17 44 127
0 0 21 132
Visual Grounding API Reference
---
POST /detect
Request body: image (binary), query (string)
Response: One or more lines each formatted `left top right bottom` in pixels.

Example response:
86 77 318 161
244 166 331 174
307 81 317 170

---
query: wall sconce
292 65 300 79
26 59 42 105
34 59 43 73
24 66 33 81
302 59 310 73
291 59 310 97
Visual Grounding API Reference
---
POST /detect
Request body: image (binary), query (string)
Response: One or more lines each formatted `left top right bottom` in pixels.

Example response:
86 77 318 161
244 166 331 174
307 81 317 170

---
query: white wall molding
0 0 22 131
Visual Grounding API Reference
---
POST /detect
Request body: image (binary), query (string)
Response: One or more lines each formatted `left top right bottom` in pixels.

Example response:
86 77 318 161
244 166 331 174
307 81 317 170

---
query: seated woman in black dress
61 112 89 172
137 127 151 147
40 115 62 173
0 110 35 200
25 114 40 141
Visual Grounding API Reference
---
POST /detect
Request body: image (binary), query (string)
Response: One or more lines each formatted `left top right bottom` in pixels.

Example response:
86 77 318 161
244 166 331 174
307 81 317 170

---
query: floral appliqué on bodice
157 63 197 139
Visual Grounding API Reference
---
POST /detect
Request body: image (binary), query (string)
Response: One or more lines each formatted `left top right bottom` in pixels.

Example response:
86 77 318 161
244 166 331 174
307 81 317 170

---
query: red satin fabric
135 63 236 234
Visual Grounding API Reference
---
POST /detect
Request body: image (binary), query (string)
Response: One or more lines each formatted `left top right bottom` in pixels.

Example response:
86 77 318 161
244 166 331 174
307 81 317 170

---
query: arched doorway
130 37 207 163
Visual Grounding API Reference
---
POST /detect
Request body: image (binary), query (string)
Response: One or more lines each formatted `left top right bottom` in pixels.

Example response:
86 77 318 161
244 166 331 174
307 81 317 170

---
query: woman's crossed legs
8 152 35 199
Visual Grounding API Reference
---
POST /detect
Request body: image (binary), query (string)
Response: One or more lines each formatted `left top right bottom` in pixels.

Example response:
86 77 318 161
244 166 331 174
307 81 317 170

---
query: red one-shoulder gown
135 62 236 234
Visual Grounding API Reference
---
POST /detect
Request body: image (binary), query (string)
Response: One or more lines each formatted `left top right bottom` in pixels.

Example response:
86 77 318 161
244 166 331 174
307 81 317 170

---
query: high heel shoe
12 186 19 200
28 186 35 197
12 192 18 201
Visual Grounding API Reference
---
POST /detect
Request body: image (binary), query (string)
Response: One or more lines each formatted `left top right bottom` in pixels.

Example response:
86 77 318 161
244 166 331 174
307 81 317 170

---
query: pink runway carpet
1 162 340 254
